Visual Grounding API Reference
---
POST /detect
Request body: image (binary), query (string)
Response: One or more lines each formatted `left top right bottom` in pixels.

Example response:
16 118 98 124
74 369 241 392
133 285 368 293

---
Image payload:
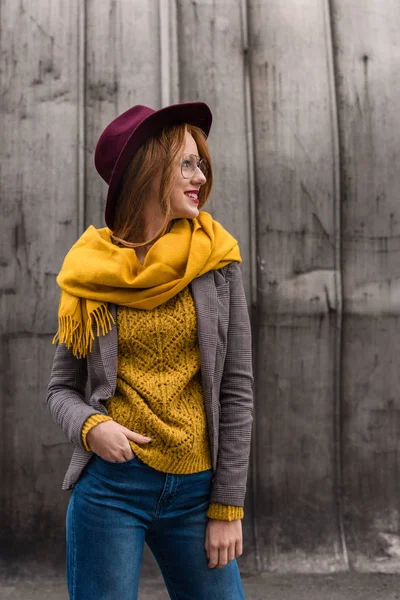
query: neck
141 196 166 241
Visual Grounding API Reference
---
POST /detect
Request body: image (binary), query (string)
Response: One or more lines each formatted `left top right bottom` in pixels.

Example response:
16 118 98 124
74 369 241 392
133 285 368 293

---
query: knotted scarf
52 211 241 358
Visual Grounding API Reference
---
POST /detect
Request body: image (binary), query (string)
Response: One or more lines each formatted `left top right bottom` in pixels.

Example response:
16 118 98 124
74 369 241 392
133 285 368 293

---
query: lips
184 191 199 202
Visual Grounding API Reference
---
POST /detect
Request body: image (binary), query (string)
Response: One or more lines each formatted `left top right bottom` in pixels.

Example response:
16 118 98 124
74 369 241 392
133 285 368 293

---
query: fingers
97 449 134 462
228 543 236 563
121 448 135 461
117 437 137 462
98 439 136 463
121 426 151 444
205 529 234 569
205 526 210 561
208 545 235 569
119 445 137 461
208 544 220 569
88 421 144 461
218 546 228 568
205 520 243 569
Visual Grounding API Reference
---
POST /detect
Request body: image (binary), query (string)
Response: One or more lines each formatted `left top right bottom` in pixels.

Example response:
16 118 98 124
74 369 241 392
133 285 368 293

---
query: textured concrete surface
1 572 400 599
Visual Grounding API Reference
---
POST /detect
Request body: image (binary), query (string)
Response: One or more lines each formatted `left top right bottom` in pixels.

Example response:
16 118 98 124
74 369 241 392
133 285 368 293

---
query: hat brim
105 102 212 228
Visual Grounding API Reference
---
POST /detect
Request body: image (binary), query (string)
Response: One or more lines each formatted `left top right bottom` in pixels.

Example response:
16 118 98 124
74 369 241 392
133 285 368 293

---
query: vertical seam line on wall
169 0 180 104
159 0 171 107
241 0 262 574
77 0 87 233
241 1 257 308
325 0 349 569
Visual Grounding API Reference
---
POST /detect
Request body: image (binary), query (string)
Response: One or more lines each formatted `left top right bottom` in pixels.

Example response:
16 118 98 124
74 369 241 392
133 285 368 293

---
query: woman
47 101 253 600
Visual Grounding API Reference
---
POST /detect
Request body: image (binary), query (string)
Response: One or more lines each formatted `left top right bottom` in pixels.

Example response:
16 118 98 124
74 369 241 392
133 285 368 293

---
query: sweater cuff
81 414 113 451
207 503 244 521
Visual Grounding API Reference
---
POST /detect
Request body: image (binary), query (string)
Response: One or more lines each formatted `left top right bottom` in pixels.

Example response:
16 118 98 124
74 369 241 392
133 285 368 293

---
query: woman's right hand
86 420 151 462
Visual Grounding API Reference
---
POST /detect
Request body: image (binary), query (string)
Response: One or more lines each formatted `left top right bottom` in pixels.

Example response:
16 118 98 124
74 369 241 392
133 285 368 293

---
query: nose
191 166 207 185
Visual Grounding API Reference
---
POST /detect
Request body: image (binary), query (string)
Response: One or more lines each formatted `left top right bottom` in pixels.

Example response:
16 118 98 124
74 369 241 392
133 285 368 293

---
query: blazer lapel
98 302 118 392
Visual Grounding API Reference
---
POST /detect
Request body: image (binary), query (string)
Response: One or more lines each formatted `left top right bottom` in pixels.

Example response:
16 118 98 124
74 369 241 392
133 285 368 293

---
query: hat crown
94 105 155 184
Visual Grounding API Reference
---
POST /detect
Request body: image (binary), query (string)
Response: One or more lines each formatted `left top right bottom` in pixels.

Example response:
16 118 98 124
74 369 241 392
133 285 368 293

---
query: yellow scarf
53 212 241 358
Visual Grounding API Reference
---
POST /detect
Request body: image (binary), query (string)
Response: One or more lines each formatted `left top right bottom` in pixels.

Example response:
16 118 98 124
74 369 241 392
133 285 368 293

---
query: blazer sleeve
210 261 254 507
46 343 107 450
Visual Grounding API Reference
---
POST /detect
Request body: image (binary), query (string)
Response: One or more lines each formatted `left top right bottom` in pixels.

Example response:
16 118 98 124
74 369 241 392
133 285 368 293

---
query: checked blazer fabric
46 261 254 507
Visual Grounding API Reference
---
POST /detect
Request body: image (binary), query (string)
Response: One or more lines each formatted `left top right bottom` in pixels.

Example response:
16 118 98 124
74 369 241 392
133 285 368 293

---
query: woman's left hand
205 519 243 568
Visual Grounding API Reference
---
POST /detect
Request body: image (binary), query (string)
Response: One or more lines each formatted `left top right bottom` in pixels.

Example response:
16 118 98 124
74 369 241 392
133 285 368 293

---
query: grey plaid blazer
46 261 253 507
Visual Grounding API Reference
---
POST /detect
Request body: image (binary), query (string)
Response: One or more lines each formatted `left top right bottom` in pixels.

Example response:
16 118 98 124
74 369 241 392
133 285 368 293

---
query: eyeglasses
181 154 209 179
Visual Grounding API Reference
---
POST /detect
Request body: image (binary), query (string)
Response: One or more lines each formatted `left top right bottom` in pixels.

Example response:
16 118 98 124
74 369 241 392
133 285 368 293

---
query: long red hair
110 123 213 248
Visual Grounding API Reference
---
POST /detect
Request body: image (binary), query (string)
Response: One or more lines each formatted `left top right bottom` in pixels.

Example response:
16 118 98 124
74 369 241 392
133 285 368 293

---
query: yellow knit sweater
81 285 243 521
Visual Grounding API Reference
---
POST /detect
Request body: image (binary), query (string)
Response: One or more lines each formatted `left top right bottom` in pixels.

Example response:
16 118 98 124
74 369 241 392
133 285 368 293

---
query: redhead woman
46 101 253 600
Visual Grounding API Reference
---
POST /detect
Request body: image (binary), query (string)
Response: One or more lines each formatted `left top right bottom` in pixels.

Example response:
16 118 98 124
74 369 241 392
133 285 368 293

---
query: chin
174 206 200 219
189 206 200 218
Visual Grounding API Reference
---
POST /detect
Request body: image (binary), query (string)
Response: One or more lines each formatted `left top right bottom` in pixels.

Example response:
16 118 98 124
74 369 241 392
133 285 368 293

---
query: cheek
171 182 186 205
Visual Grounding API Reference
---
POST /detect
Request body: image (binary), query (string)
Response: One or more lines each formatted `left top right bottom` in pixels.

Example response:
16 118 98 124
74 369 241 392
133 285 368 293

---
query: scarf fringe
52 304 115 359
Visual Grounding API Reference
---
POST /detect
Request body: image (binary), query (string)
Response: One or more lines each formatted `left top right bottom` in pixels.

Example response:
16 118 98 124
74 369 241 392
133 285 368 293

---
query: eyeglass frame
180 153 209 179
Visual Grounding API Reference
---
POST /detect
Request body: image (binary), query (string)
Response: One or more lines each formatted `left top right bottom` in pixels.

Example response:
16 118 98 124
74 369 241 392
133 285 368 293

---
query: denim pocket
96 454 137 466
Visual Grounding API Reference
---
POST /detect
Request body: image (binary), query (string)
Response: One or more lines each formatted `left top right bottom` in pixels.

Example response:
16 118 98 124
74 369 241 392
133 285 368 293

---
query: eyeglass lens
181 154 208 178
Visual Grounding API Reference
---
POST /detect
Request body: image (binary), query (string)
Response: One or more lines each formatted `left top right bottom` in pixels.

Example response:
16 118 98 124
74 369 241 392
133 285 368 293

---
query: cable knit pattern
80 285 243 520
109 286 211 472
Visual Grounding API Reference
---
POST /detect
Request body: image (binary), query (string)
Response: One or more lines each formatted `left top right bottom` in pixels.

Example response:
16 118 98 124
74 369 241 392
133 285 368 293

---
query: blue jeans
66 454 245 599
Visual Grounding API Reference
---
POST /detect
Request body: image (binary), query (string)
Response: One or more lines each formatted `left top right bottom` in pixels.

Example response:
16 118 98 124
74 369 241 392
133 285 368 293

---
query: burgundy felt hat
94 101 213 228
